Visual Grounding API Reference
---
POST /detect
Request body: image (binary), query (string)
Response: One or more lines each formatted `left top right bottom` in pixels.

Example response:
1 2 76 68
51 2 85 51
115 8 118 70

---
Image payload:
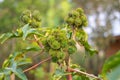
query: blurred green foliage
102 51 120 80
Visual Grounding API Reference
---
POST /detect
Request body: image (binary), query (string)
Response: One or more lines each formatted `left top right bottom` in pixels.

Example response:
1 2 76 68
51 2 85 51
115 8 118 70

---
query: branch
10 73 15 80
34 35 44 49
23 57 51 72
69 68 102 80
66 56 72 80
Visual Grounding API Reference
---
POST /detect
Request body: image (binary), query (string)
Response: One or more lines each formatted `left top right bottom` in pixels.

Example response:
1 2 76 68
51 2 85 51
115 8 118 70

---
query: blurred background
0 0 120 80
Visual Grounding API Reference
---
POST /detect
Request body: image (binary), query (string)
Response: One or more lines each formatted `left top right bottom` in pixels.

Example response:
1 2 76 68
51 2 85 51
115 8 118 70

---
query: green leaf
4 74 10 80
22 46 41 52
106 65 120 80
84 41 98 55
22 24 30 40
10 62 17 70
0 29 23 44
0 74 4 80
2 52 23 68
102 51 120 74
2 59 10 68
17 58 32 66
11 68 27 80
13 29 23 37
25 28 40 36
1 69 11 80
21 24 41 40
0 33 13 44
0 69 4 79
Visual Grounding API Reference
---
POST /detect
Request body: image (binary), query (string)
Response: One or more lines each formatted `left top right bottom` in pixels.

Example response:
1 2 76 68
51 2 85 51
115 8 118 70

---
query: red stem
66 56 72 80
23 57 51 72
69 68 102 80
66 67 72 80
34 35 44 49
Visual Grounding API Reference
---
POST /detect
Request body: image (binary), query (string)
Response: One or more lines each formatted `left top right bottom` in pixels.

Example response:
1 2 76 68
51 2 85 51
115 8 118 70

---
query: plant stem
34 35 44 49
10 73 15 80
66 56 72 80
23 57 51 72
69 68 102 80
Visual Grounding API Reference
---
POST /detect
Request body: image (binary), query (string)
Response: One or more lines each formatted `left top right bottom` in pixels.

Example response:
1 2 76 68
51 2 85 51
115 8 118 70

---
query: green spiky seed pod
47 36 61 49
65 8 88 28
21 15 31 24
22 10 31 15
30 19 36 27
80 15 88 27
72 10 79 18
30 19 41 28
81 15 87 22
60 40 68 48
47 36 55 43
66 17 74 25
41 37 47 45
57 51 65 59
41 37 50 52
50 40 60 49
49 49 57 57
32 10 41 21
49 49 65 62
68 40 76 46
52 57 58 62
83 21 88 27
76 8 84 14
75 29 88 43
68 46 77 54
75 18 82 27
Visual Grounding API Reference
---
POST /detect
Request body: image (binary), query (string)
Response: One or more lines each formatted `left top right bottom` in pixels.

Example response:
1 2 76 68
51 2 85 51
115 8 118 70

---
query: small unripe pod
75 18 82 27
81 15 87 22
72 10 79 18
30 19 36 27
47 36 55 43
22 10 31 15
21 15 31 24
32 10 41 21
75 30 88 43
66 17 74 25
61 40 68 48
68 40 76 46
50 40 61 49
83 21 88 27
57 51 65 59
68 46 77 54
49 49 57 57
30 21 41 28
76 8 84 14
52 56 58 62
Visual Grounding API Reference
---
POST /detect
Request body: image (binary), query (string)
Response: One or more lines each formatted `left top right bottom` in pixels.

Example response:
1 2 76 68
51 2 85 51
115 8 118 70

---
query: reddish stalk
66 56 72 80
69 68 102 80
23 57 51 72
34 35 44 49
10 74 15 80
